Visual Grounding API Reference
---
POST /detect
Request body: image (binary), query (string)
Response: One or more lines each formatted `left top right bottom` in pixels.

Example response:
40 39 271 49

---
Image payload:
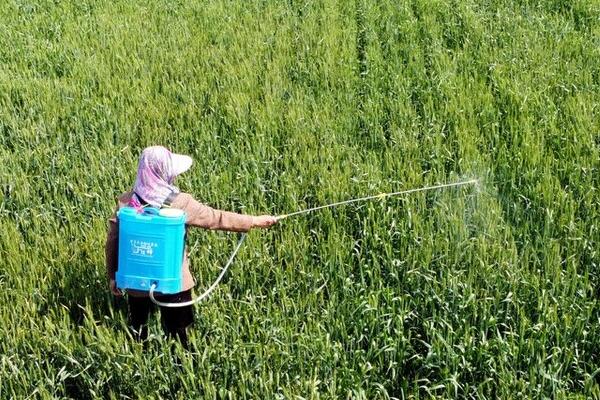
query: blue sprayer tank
116 207 187 294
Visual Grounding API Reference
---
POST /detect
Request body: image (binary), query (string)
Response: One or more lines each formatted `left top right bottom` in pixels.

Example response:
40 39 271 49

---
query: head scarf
130 146 182 208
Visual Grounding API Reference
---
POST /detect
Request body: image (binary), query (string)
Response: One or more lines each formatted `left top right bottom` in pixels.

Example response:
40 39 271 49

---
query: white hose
149 233 247 307
149 179 477 307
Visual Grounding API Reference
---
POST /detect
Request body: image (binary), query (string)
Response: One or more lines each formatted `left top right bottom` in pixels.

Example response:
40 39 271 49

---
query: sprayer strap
163 192 177 208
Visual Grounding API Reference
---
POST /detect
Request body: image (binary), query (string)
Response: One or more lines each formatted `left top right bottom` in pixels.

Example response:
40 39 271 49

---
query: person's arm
105 210 123 296
175 193 277 231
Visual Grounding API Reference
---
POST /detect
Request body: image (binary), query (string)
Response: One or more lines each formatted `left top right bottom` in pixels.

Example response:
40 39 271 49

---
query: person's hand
110 279 123 297
252 215 278 229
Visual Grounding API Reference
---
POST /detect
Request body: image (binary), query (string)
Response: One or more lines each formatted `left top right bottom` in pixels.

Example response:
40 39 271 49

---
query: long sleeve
173 193 254 232
105 212 119 280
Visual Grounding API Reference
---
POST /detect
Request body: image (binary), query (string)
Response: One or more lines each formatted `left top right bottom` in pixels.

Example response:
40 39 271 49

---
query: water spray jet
150 179 479 307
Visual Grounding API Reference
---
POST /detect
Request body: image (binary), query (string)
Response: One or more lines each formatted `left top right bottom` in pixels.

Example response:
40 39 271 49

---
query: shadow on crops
41 262 128 329
37 265 139 398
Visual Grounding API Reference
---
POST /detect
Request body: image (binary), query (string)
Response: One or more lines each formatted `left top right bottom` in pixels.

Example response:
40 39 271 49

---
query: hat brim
171 153 193 176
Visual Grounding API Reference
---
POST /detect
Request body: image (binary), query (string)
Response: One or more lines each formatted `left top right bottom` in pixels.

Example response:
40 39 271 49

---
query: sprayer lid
159 208 185 218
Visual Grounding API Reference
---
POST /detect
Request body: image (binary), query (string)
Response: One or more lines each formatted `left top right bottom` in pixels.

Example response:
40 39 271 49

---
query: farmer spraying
105 146 477 350
105 146 277 348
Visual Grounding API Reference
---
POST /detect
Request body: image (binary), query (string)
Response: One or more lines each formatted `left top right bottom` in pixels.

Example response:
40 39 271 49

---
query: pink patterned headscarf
130 146 192 208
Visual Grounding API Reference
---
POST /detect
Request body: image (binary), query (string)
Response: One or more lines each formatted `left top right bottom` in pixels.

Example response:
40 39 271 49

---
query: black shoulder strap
133 192 148 206
163 192 177 207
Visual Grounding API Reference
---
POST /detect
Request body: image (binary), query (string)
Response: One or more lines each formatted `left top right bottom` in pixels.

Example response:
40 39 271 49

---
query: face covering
130 146 181 208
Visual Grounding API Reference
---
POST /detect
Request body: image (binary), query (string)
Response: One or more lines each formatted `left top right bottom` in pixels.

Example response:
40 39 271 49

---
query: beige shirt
105 191 253 297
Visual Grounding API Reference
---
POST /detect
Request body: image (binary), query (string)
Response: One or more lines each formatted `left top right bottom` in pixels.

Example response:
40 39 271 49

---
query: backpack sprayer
115 179 478 307
116 206 187 294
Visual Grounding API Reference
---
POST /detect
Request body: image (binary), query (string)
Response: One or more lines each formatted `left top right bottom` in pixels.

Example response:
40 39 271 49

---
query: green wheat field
1 0 599 398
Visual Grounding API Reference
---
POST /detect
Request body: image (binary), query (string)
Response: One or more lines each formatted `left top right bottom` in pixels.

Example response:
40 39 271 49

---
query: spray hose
149 179 477 307
149 232 248 308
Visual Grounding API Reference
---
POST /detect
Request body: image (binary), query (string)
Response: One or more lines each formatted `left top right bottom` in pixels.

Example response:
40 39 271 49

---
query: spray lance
148 179 478 307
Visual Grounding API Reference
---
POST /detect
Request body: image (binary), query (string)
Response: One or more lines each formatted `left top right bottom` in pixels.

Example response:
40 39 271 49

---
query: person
105 145 277 349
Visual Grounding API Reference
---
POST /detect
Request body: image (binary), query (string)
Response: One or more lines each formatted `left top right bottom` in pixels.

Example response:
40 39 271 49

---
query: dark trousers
127 289 194 349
